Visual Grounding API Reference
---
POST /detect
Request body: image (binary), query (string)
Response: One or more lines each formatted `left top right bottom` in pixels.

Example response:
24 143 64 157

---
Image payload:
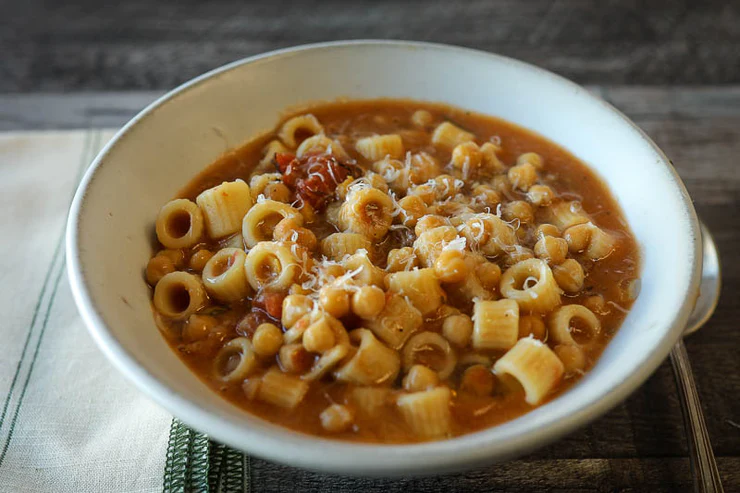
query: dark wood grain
251 458 740 492
2 87 739 490
1 0 739 92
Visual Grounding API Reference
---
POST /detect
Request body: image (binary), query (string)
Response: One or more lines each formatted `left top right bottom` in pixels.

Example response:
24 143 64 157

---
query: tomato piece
274 152 296 173
251 289 286 321
263 291 286 319
275 152 356 211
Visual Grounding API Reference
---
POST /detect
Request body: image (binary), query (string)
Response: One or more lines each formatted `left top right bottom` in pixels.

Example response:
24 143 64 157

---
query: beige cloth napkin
0 131 172 492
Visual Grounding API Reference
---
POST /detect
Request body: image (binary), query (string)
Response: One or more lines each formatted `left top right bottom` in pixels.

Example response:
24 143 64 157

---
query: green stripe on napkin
163 419 250 493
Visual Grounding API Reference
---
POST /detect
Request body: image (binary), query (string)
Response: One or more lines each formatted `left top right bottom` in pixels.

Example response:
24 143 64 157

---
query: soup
145 100 640 443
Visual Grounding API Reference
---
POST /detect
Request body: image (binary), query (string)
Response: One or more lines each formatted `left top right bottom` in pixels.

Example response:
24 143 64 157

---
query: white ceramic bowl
67 41 702 476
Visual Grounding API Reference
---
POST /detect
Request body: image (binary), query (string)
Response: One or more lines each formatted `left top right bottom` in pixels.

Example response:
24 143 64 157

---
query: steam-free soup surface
146 99 639 443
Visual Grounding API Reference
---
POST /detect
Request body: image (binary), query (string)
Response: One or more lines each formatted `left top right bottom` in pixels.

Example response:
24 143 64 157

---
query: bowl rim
66 39 702 476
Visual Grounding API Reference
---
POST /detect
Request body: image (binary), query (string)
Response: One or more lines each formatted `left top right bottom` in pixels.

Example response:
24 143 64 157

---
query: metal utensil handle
670 339 724 493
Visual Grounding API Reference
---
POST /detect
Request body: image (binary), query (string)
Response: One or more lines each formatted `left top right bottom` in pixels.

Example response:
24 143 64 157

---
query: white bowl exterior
67 41 701 476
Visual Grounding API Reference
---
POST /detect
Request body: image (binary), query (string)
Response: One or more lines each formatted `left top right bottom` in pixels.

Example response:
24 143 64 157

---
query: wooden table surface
2 1 739 491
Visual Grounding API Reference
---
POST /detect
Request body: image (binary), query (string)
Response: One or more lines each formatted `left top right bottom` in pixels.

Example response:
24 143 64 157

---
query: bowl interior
68 41 700 475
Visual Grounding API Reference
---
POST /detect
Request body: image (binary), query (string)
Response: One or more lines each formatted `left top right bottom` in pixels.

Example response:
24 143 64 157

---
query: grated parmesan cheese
401 254 416 271
471 218 486 243
389 224 410 231
310 170 328 184
381 165 402 183
505 217 521 231
607 301 630 314
331 265 364 293
387 191 404 217
326 161 339 184
442 236 467 252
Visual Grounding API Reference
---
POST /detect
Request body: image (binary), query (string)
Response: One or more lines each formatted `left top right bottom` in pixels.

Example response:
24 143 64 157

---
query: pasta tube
493 338 565 405
196 180 253 239
155 199 205 248
396 387 452 439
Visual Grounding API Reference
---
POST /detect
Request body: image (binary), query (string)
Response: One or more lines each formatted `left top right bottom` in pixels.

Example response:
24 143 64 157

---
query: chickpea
472 184 501 208
374 157 403 183
403 365 439 392
325 202 342 225
527 184 555 206
554 344 587 374
434 250 468 284
502 200 534 224
414 215 448 237
273 217 301 242
480 142 506 173
321 263 346 280
428 201 473 218
318 285 350 318
505 247 534 266
252 323 283 357
398 195 427 227
411 109 433 127
584 294 607 315
408 183 436 205
517 152 544 169
273 217 299 240
518 315 547 340
437 304 461 319
344 253 385 288
386 247 418 272
282 294 314 329
451 142 482 171
460 365 495 396
563 223 593 253
491 174 511 195
249 172 281 196
442 314 474 347
145 255 175 286
300 200 317 224
335 177 354 201
534 236 568 265
408 153 440 185
278 343 312 373
536 223 560 239
432 174 461 200
289 283 312 296
448 215 465 228
188 249 214 272
476 262 501 291
183 314 217 342
320 404 354 433
294 227 318 251
553 259 585 293
507 162 538 192
157 249 185 269
515 224 531 243
303 318 336 353
351 286 386 319
366 172 389 192
264 182 291 203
